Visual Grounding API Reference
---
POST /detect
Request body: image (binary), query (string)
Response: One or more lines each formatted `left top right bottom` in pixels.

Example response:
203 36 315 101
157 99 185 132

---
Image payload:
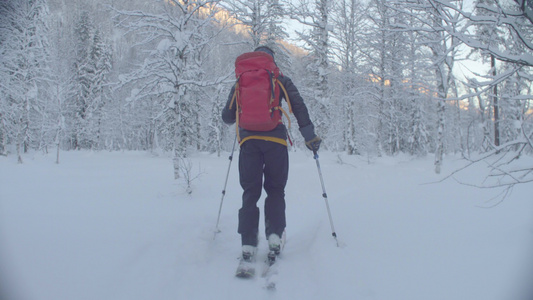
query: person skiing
221 46 322 274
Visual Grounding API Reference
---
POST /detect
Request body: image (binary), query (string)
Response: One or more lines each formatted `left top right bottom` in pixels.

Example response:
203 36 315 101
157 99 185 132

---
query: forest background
1 0 532 187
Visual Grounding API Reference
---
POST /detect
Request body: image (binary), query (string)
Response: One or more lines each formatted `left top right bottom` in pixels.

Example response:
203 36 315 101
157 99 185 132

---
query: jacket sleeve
280 76 317 142
221 85 236 125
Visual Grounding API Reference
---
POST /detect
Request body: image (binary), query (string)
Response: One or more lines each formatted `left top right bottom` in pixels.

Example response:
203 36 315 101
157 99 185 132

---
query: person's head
254 46 275 58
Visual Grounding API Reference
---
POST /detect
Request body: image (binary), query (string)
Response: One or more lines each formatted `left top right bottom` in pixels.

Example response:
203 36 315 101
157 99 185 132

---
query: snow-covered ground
1 150 532 300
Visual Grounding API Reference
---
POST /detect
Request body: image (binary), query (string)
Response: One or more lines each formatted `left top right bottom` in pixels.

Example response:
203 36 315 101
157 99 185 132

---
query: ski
262 251 279 290
235 246 257 279
235 258 255 278
235 232 285 285
262 231 286 289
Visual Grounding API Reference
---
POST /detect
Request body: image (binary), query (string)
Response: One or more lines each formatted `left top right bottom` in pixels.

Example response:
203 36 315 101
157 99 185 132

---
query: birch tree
397 0 462 173
288 0 332 140
429 0 533 192
474 0 509 149
429 2 462 174
0 0 51 163
361 0 396 156
402 6 431 157
330 0 367 155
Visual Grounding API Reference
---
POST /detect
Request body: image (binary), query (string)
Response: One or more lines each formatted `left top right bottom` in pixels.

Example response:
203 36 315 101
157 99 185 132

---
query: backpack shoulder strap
229 81 239 110
276 79 292 113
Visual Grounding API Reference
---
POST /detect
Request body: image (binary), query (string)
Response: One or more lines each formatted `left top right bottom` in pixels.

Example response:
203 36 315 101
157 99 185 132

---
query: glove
305 136 322 152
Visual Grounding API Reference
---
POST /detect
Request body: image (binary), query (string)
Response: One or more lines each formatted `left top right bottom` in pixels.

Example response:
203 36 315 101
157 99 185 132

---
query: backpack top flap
235 51 279 78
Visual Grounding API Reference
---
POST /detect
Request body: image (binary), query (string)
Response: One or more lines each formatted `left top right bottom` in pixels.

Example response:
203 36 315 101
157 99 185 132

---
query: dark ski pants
238 139 288 246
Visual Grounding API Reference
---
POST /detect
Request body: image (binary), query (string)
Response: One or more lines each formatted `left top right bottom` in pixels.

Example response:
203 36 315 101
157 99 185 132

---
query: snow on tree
68 11 113 150
390 0 463 173
113 0 224 179
515 0 533 22
425 0 533 190
427 2 460 174
474 0 509 148
401 6 432 157
435 0 533 67
328 0 377 155
287 0 332 143
0 0 51 163
221 0 287 49
89 29 113 148
0 0 530 191
220 0 294 80
359 0 407 156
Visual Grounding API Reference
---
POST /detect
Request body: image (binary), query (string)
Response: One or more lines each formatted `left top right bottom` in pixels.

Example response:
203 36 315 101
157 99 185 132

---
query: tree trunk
491 55 500 147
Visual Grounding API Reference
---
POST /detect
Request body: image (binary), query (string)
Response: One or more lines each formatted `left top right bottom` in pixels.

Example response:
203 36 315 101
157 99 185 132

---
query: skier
222 46 322 273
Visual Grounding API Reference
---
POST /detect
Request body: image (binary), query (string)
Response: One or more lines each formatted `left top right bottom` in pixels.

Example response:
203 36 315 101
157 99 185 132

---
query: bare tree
113 0 224 179
287 0 332 139
0 0 51 163
329 0 368 155
221 0 286 49
429 0 533 190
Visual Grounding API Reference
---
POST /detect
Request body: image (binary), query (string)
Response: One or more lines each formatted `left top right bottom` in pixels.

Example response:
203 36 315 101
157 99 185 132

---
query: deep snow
1 150 532 300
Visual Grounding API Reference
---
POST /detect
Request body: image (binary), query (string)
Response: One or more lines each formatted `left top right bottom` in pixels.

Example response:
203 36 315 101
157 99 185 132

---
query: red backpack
229 51 291 133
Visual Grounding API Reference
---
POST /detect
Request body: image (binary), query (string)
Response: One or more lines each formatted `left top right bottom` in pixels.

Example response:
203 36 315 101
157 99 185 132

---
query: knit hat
254 46 275 58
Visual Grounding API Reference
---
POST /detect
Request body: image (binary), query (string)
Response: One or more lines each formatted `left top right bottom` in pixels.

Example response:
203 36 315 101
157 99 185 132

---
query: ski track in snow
1 150 533 300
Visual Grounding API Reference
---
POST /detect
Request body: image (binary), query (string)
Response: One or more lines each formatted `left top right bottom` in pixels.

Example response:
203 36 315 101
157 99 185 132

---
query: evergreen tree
71 10 94 149
88 29 113 149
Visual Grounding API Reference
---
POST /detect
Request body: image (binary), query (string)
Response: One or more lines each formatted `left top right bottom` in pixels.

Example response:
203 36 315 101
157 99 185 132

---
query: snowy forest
1 0 532 181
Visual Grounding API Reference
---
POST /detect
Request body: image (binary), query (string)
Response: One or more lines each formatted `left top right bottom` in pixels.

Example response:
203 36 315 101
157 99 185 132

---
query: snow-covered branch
430 0 533 67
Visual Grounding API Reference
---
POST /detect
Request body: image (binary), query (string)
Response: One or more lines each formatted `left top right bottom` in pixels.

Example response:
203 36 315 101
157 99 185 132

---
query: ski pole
214 134 238 239
313 150 339 247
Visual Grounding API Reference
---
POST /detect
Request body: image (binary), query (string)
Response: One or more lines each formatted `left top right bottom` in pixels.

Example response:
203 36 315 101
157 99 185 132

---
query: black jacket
221 74 316 144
